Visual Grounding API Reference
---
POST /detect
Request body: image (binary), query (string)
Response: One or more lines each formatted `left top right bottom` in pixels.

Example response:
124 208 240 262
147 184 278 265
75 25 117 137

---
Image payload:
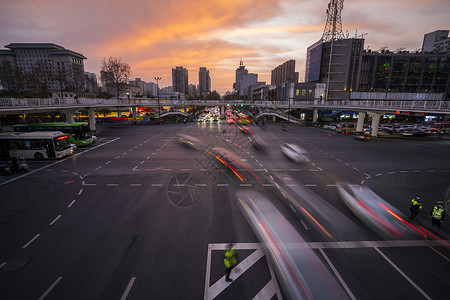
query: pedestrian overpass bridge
1 97 449 137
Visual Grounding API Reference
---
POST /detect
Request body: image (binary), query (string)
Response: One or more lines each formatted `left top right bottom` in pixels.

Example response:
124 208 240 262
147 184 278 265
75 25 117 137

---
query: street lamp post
154 77 161 117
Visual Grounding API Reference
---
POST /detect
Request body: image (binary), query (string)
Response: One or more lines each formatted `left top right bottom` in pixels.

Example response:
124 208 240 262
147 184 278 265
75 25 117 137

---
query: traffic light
127 92 130 100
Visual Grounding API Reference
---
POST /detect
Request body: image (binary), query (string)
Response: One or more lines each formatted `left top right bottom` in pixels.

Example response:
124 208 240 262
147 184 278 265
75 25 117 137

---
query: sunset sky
1 0 449 94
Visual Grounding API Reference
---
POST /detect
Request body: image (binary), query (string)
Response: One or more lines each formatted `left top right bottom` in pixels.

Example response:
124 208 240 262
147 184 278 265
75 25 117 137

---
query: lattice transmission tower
321 0 345 42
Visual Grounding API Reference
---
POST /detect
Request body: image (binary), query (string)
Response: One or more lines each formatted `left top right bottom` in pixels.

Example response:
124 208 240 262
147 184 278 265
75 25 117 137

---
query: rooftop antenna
321 0 345 42
240 58 243 67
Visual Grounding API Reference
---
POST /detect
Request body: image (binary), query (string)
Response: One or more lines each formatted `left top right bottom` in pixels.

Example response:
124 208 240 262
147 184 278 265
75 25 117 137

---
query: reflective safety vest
431 206 444 220
224 248 237 268
411 198 422 210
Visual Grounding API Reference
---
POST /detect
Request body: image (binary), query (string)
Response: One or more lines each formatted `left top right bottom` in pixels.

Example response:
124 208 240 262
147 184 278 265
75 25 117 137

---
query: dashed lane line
49 215 62 226
120 277 136 300
38 277 63 300
23 234 40 248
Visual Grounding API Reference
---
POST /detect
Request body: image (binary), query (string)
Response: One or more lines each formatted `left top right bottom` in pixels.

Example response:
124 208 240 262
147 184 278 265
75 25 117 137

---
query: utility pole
154 77 161 117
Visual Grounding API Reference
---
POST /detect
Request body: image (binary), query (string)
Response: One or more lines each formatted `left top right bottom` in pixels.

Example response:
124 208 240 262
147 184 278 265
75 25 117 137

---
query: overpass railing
0 97 449 113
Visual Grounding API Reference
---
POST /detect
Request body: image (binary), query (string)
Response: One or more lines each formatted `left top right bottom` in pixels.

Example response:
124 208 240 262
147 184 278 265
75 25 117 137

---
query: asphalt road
0 121 449 300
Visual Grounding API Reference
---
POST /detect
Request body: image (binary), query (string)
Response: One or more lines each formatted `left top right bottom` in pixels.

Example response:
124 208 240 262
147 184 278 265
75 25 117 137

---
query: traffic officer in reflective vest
224 244 237 282
409 195 422 220
430 201 446 230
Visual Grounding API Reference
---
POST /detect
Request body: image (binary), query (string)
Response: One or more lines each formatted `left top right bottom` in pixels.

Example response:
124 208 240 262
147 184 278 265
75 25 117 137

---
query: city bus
12 122 94 147
0 131 73 160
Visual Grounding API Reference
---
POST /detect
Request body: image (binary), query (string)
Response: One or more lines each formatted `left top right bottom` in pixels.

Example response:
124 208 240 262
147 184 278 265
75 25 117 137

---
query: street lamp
154 77 161 117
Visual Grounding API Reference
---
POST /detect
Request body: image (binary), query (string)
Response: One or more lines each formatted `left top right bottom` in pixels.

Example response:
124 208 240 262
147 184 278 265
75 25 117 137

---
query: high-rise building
271 60 299 85
233 59 248 92
172 66 188 95
198 67 211 94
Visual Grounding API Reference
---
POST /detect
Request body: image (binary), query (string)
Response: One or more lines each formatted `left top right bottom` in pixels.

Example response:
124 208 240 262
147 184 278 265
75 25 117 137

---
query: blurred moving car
280 143 309 163
353 131 371 140
175 134 205 150
336 182 428 239
237 190 350 300
70 143 77 150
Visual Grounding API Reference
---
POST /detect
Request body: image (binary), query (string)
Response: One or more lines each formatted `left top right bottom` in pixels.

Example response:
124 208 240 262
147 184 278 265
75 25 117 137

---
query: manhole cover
1 257 29 271
166 173 203 209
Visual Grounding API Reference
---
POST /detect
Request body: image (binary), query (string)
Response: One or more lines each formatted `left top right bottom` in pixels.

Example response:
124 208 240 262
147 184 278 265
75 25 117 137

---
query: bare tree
100 57 132 98
0 61 26 96
66 64 88 99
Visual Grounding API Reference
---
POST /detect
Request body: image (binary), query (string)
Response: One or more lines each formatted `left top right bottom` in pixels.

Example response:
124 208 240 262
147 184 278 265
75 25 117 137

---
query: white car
280 143 309 163
70 143 77 150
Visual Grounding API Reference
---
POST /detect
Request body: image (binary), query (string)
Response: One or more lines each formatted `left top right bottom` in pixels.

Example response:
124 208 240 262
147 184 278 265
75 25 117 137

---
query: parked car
149 118 163 125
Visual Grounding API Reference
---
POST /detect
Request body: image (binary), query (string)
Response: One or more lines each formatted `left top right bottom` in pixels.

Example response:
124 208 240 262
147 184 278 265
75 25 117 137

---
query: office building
422 30 449 53
198 67 211 94
172 66 188 95
0 43 86 94
271 60 299 85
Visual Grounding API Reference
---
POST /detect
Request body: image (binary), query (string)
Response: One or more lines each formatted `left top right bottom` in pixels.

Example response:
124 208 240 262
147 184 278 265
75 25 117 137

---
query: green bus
12 122 95 147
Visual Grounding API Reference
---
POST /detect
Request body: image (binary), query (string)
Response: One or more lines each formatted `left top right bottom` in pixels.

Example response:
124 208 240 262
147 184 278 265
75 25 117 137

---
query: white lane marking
361 180 365 185
130 184 141 187
217 184 229 187
120 277 136 300
115 156 121 159
413 170 421 173
122 152 127 155
317 167 323 171
82 181 97 186
400 170 408 173
173 184 185 187
300 220 309 230
207 247 266 299
0 262 7 270
181 169 191 171
195 184 207 187
23 234 40 248
375 173 383 176
79 176 83 180
0 138 121 187
95 166 102 170
240 184 252 187
68 200 76 208
364 173 371 178
290 169 301 172
428 246 450 263
305 184 316 187
289 204 296 213
106 161 111 165
49 215 62 226
426 170 435 172
353 167 360 171
344 163 349 166
374 247 431 300
337 158 342 162
388 171 395 175
84 173 90 177
140 161 145 165
151 184 163 187
252 279 280 300
263 184 275 187
147 156 151 160
38 277 63 300
78 189 83 196
107 183 119 186
319 249 357 300
326 184 337 187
